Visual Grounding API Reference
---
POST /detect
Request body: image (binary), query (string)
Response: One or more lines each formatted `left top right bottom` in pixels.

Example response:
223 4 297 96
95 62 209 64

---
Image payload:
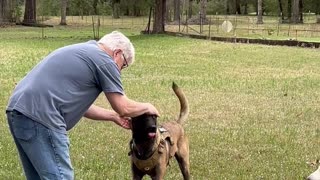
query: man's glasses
122 54 128 69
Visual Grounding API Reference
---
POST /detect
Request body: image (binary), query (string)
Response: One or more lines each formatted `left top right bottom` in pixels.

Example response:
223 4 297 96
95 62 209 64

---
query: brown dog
129 82 190 180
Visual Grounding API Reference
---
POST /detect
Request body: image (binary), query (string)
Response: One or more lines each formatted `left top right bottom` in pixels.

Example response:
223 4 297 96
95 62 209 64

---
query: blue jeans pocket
12 114 37 142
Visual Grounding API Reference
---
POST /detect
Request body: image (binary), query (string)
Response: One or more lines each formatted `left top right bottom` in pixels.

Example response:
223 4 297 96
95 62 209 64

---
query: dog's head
131 114 158 159
131 114 158 143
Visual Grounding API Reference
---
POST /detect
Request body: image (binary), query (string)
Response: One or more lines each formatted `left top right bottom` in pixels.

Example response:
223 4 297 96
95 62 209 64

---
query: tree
174 0 180 21
112 0 120 18
132 0 142 16
316 1 320 23
291 0 303 23
188 0 193 18
287 0 292 20
257 0 263 24
199 0 207 20
153 0 166 33
226 0 230 14
299 0 303 22
243 0 248 15
93 0 99 15
166 0 172 22
23 0 36 24
278 0 285 21
60 0 68 25
0 0 15 23
306 0 320 23
235 0 241 14
0 0 9 23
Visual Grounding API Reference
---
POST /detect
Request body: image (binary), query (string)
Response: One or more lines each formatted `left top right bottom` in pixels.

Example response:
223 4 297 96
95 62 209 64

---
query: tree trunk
315 0 320 23
243 0 248 15
299 0 303 23
257 0 263 24
278 0 284 21
174 0 180 21
0 0 8 23
226 0 230 15
93 0 98 15
236 0 241 14
0 0 15 23
188 0 193 19
112 0 120 19
200 0 207 20
23 0 36 24
133 5 141 16
288 0 292 20
153 0 166 33
166 0 171 22
254 0 258 15
60 0 68 25
291 0 299 23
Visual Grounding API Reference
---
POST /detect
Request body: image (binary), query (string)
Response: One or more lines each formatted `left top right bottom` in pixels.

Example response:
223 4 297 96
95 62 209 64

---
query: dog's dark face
131 114 158 159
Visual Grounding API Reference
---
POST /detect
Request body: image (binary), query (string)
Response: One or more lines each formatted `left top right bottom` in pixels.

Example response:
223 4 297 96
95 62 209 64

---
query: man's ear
114 49 122 56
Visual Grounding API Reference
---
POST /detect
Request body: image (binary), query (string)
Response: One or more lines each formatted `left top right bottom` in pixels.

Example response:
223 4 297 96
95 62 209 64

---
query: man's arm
105 92 159 118
83 104 131 129
84 104 118 121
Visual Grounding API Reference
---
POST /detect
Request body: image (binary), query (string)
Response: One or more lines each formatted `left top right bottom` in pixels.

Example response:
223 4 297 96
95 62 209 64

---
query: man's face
112 49 128 71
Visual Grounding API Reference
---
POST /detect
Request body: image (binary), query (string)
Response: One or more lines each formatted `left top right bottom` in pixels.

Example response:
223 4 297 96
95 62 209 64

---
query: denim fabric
6 110 74 180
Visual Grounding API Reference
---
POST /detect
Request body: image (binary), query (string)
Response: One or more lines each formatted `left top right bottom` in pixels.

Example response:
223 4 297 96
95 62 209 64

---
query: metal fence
165 15 320 42
38 16 150 30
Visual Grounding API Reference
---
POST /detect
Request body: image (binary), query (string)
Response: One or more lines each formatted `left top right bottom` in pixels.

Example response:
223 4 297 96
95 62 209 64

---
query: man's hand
113 116 131 130
145 103 160 117
106 92 160 117
84 105 131 129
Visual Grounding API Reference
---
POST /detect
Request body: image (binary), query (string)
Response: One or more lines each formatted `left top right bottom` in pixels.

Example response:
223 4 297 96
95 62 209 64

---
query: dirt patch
164 31 320 49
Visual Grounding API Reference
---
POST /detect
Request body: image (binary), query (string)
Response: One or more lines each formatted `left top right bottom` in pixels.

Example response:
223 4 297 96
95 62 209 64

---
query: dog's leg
151 159 168 180
132 164 144 180
175 137 190 180
133 172 144 180
175 154 190 180
133 175 142 180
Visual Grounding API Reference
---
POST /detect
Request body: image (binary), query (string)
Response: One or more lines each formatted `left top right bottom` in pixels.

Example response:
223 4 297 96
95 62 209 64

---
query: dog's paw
307 160 320 167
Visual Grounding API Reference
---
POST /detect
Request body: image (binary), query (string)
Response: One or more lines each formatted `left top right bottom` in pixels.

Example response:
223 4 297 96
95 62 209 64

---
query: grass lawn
1 25 320 179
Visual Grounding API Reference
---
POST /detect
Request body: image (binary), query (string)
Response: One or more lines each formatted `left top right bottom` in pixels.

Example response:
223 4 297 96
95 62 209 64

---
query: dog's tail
172 82 189 124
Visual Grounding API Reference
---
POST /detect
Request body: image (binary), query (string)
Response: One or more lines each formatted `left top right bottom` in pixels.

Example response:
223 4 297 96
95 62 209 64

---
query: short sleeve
96 63 124 94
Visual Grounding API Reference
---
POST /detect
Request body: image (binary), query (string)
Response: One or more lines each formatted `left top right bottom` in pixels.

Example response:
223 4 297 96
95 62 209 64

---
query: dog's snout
149 125 157 132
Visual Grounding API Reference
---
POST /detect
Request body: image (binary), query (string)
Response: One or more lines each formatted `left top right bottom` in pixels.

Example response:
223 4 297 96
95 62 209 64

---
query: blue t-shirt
7 40 123 133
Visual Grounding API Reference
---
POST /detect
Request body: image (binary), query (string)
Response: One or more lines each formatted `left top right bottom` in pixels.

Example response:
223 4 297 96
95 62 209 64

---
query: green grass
1 25 320 179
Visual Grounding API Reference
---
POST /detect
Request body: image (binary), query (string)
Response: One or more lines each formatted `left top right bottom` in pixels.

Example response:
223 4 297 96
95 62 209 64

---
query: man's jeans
6 110 74 180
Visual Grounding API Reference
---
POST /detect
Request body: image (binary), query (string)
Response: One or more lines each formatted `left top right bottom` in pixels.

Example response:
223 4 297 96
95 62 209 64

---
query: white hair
98 31 135 65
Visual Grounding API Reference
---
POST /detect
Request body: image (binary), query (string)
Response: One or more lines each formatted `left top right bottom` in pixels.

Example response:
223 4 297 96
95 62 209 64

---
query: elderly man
6 31 159 180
